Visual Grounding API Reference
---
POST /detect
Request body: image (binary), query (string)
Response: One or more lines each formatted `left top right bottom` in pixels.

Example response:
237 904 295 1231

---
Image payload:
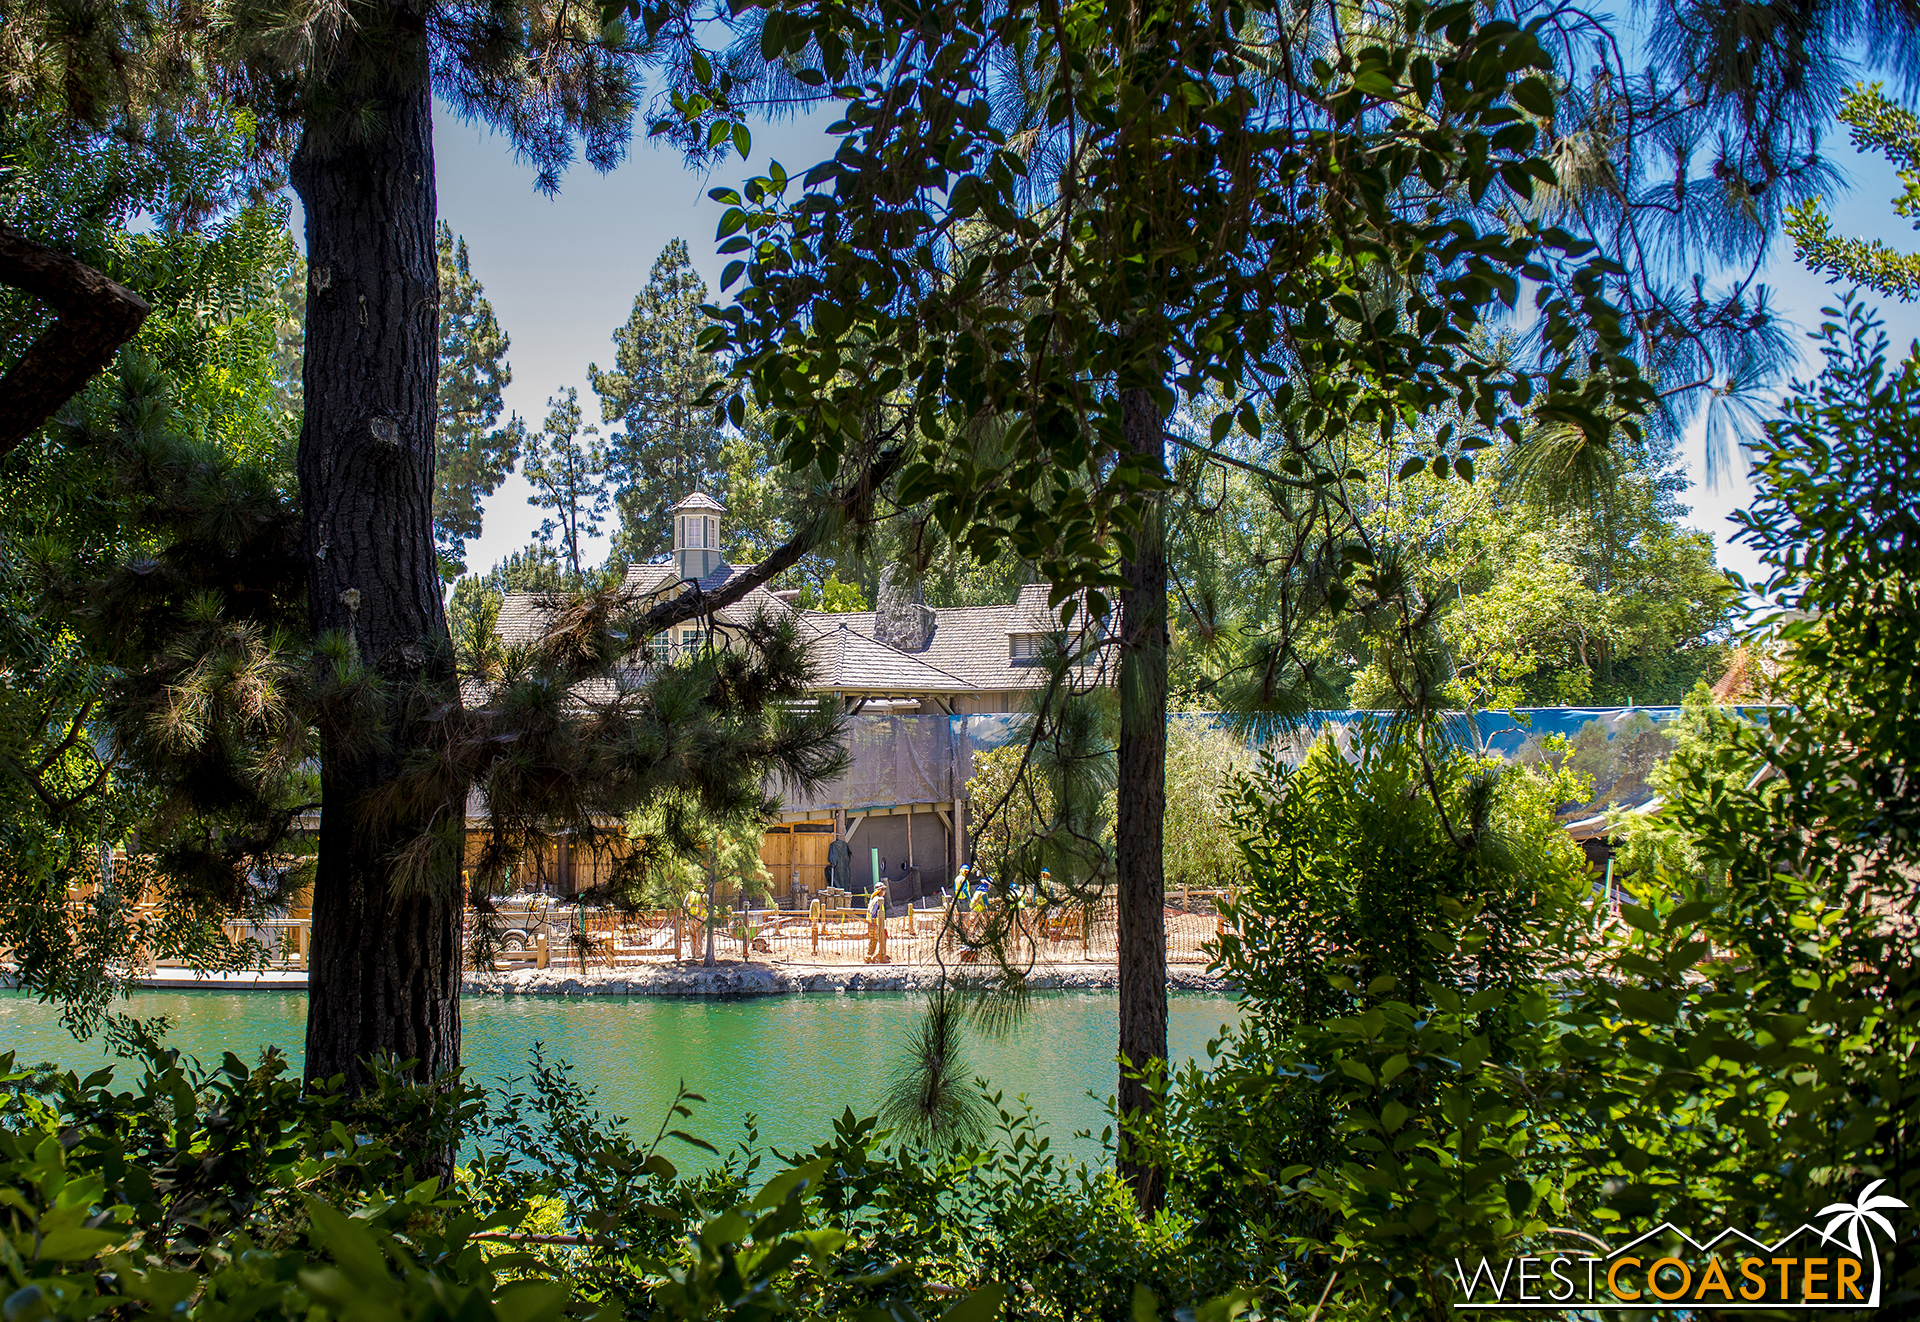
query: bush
1156 720 1595 1318
1 1034 1200 1322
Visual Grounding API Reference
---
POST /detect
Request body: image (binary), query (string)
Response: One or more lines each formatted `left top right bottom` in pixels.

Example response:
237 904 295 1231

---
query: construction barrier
459 890 1231 971
68 887 1229 977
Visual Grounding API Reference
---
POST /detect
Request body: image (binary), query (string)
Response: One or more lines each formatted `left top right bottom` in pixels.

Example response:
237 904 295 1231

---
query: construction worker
680 886 707 957
865 882 890 963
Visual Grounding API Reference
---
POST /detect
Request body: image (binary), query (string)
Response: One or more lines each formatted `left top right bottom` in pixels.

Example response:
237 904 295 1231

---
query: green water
0 991 1239 1167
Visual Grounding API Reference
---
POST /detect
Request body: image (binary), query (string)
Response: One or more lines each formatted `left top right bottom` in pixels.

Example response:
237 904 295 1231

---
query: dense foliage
0 108 303 1030
3 309 1915 1318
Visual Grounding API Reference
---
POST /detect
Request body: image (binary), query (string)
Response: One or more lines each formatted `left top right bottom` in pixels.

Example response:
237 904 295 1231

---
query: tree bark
0 224 150 457
291 33 464 1095
1115 382 1169 1213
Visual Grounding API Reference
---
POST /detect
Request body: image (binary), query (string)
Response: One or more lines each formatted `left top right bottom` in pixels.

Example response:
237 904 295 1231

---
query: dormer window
1011 633 1044 659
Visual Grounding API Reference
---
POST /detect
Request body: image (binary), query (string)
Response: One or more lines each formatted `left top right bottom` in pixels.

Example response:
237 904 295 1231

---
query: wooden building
489 491 1113 904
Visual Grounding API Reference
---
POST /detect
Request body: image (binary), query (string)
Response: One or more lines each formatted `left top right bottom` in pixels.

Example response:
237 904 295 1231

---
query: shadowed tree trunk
1115 380 1169 1214
291 27 465 1093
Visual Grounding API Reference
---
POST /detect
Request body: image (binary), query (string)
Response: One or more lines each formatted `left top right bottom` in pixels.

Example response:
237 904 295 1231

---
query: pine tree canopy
434 222 520 575
591 238 725 564
522 386 612 581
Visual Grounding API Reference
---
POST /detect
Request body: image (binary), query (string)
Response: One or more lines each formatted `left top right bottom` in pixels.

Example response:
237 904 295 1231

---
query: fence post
536 930 549 969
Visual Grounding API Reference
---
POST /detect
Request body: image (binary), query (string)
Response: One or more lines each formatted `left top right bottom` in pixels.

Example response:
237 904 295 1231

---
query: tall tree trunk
1115 382 1168 1213
291 33 464 1094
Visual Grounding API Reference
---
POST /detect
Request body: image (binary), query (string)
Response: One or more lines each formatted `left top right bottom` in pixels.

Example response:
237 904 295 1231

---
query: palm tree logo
1817 1180 1908 1304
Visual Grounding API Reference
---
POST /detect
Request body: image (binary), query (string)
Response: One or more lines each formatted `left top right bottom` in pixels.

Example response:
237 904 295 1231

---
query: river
0 990 1240 1167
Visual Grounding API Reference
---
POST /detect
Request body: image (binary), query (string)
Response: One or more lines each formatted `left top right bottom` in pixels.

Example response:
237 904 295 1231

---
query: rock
440 960 1229 999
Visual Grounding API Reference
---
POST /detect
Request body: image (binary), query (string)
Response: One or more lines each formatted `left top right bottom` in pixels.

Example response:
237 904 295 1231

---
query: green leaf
34 1228 122 1261
495 1281 569 1322
1398 456 1426 480
943 1284 1010 1322
1512 77 1555 119
1610 986 1678 1023
731 122 751 158
1665 900 1718 931
301 1199 390 1291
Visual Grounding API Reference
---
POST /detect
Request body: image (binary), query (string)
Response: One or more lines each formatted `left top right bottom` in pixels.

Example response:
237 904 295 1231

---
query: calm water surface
0 990 1239 1166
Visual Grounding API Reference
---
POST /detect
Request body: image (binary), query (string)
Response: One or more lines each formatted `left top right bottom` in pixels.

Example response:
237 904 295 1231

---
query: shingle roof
1009 583 1093 633
801 622 975 693
671 490 727 514
491 574 1111 698
800 587 1113 693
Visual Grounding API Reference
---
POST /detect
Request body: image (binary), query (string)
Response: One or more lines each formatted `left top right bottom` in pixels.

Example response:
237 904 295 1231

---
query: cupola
672 491 726 581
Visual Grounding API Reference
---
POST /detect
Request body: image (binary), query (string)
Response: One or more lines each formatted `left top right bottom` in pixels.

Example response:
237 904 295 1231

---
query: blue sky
429 93 1920 587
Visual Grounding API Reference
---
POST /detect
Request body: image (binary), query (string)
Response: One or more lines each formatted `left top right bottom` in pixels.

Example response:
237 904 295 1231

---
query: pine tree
434 223 519 575
522 387 610 582
591 239 723 562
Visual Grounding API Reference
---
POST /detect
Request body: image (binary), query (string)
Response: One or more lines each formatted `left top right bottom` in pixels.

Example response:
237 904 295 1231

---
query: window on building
681 629 707 653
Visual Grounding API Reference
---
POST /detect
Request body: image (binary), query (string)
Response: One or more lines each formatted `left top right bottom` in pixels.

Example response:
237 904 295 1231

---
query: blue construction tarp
777 706 1777 817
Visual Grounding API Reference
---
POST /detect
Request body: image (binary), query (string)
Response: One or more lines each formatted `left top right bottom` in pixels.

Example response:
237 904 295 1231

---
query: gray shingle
802 622 976 692
801 587 1112 693
493 577 1111 700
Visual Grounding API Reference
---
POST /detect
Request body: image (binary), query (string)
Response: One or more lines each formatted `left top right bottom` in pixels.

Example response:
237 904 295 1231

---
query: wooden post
536 930 549 969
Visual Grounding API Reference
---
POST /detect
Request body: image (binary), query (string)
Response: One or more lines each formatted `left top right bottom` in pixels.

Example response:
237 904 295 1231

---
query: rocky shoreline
459 962 1233 997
